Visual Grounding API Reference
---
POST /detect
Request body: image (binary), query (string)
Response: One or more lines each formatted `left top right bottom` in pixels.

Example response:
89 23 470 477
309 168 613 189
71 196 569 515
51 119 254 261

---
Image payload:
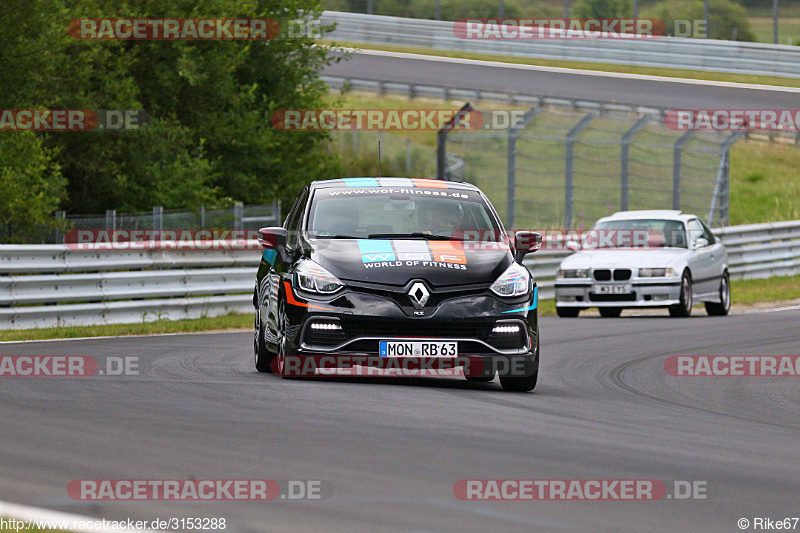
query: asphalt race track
323 50 800 110
1 308 799 532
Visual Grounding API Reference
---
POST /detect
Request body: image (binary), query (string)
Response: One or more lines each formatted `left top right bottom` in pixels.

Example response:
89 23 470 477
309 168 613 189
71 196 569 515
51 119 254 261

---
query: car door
686 218 715 296
699 218 726 290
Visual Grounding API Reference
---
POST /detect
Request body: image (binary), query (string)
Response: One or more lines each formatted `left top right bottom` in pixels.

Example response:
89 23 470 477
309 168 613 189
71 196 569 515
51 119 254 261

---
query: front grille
613 269 632 281
590 293 637 302
353 286 486 308
594 269 611 281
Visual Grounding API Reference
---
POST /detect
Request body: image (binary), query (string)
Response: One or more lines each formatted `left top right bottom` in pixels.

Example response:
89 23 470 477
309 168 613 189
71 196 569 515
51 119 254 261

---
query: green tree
642 0 756 41
573 0 632 18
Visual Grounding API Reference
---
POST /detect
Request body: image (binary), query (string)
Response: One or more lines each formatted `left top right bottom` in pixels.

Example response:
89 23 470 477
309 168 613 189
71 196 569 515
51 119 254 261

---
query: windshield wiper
367 232 453 240
314 234 360 239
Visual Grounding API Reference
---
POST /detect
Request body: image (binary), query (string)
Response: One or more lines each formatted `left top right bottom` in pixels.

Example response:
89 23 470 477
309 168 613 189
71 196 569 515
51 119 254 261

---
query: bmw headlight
490 262 531 297
557 268 589 279
293 261 344 294
638 267 677 277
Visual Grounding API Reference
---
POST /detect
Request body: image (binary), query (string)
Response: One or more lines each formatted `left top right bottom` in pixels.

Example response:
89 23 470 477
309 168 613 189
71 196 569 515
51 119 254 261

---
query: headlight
638 267 677 277
293 261 344 294
490 262 531 297
557 268 589 279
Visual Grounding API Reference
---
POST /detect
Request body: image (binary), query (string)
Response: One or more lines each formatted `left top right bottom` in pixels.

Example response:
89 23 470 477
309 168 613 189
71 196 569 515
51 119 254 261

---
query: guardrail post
672 130 695 210
234 202 243 231
153 206 162 232
621 116 650 211
507 107 542 228
105 209 116 232
564 112 596 228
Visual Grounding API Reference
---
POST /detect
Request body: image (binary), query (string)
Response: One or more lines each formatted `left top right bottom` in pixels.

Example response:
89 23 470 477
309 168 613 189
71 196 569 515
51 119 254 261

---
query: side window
699 219 717 245
687 219 705 247
286 188 308 249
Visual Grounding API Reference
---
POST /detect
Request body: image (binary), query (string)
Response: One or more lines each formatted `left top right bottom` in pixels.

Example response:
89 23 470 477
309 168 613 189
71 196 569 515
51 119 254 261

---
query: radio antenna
378 131 382 178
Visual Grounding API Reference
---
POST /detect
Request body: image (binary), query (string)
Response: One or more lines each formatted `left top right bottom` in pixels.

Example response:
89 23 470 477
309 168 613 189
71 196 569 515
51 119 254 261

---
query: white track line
0 499 160 533
0 329 248 345
341 47 800 93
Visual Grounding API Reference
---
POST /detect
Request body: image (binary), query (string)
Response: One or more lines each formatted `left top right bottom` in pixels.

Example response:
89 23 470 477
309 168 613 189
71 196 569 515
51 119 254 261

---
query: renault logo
408 282 430 310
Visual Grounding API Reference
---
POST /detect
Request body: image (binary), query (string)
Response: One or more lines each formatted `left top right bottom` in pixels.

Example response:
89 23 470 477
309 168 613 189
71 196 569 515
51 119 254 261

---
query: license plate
379 341 458 357
592 284 632 294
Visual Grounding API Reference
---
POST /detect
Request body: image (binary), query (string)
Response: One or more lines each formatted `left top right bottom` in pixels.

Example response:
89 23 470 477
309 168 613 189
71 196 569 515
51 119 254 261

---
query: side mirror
566 240 580 252
513 231 542 263
258 227 288 259
694 237 709 249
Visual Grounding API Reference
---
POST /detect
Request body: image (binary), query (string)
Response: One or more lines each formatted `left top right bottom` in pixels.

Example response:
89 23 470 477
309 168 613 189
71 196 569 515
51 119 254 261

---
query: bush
642 0 756 41
572 0 632 18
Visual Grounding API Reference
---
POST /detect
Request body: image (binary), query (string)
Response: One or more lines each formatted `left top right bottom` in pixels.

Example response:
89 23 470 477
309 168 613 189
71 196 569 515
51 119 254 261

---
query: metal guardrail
322 11 800 79
1 220 798 329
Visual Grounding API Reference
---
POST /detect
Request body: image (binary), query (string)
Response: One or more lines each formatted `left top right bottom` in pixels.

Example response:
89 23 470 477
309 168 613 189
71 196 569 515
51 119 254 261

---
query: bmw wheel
705 271 731 316
669 271 693 318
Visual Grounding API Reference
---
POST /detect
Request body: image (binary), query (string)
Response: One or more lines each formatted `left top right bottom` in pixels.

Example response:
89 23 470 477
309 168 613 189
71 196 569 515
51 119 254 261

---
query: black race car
253 178 541 391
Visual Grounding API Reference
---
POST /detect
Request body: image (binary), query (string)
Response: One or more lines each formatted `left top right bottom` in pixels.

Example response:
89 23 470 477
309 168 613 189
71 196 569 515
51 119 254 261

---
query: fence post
234 202 243 231
406 139 412 177
672 130 695 210
621 116 650 211
437 102 474 181
506 107 541 228
153 206 163 232
564 112 596 228
200 206 205 229
105 209 116 232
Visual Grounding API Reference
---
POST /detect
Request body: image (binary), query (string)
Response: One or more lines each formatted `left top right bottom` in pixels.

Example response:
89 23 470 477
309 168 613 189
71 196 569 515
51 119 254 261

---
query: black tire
669 271 693 317
499 343 539 392
599 307 622 318
556 306 580 318
254 300 275 373
705 272 731 316
272 301 291 378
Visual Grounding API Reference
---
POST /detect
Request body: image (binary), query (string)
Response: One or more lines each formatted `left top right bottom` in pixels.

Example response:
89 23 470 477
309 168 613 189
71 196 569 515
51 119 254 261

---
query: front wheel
705 272 731 316
254 303 275 373
499 346 539 393
669 271 693 317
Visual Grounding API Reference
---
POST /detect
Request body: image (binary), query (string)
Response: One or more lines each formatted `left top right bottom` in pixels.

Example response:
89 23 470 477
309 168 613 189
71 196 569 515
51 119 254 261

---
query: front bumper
285 281 538 359
554 278 682 308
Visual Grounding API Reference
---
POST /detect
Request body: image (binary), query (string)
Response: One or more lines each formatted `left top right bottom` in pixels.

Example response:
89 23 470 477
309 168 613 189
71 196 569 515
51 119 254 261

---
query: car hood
308 238 513 287
560 248 690 269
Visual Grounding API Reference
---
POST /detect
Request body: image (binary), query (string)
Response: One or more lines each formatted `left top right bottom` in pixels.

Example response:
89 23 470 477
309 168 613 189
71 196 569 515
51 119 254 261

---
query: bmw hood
308 238 514 287
560 248 690 269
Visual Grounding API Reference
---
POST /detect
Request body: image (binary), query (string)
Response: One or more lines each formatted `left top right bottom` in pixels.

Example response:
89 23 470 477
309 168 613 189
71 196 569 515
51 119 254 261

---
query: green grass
322 41 800 88
747 17 800 45
731 274 800 305
730 141 800 225
0 314 251 342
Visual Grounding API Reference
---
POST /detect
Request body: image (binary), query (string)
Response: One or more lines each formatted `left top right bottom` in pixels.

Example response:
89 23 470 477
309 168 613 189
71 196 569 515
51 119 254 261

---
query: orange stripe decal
284 281 333 310
428 240 467 264
412 178 448 189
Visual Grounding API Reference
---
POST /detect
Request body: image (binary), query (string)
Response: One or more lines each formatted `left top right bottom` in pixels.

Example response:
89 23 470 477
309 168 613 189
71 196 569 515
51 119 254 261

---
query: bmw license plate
380 341 458 357
592 284 632 294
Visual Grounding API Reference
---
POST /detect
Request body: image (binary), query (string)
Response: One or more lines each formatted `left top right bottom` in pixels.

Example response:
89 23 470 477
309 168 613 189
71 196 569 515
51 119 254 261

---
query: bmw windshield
592 219 687 249
307 188 501 241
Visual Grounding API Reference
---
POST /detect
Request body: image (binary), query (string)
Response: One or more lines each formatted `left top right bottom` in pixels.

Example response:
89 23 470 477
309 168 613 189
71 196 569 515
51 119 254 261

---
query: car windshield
307 188 500 241
592 219 687 249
